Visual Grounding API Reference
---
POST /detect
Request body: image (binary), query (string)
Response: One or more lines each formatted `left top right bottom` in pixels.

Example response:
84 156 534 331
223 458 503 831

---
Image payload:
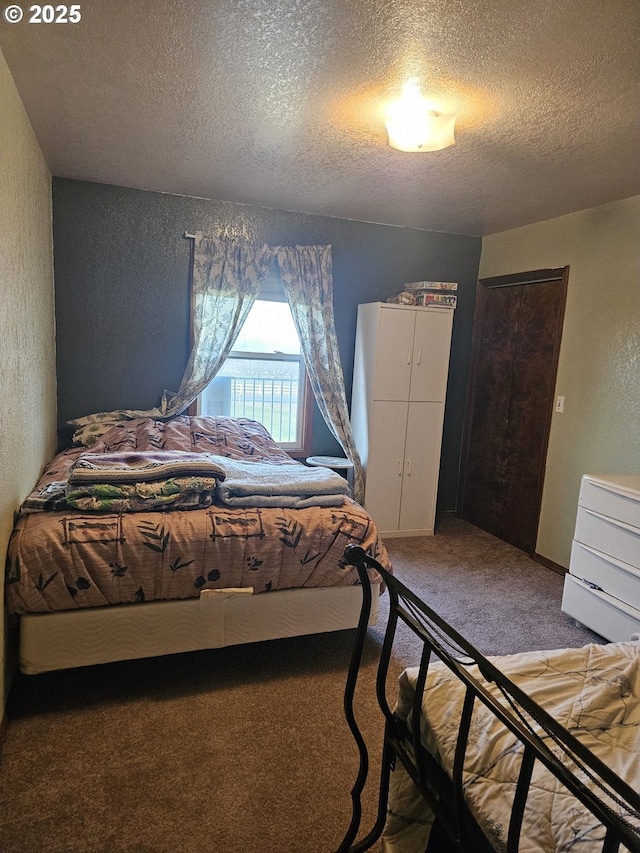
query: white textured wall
479 196 640 567
0 51 56 712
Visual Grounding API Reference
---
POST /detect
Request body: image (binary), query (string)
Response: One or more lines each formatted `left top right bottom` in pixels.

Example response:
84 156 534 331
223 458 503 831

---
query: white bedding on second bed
382 639 640 853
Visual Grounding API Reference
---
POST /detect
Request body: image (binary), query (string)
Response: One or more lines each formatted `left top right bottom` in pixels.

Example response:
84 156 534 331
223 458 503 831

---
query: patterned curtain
69 234 274 442
173 232 275 410
277 244 365 503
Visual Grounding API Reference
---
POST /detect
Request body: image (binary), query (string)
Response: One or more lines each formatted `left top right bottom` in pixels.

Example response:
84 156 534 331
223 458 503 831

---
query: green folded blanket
65 476 218 512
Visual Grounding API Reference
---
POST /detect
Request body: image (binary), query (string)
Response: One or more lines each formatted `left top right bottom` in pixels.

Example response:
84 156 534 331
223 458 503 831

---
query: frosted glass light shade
384 80 456 152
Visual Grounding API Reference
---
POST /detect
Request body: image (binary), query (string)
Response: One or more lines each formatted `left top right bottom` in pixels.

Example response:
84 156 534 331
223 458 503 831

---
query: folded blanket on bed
212 457 349 508
21 481 69 513
65 476 218 512
68 451 227 485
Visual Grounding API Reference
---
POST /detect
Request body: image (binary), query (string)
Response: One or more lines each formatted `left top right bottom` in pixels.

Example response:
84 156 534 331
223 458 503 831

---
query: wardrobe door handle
397 460 402 476
406 459 412 476
406 350 412 365
415 349 422 365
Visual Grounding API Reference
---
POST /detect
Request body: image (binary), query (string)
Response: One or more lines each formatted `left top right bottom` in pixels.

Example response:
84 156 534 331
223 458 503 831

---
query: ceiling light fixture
384 78 456 152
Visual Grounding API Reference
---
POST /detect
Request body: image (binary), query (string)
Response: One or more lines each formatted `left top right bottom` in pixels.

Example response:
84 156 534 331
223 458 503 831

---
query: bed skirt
19 583 380 675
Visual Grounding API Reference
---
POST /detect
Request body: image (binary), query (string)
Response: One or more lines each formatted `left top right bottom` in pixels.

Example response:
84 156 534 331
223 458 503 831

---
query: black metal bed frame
336 544 640 853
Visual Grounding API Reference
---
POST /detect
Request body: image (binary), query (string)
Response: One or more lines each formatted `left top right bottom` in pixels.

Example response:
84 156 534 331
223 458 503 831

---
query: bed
336 545 640 853
5 416 387 675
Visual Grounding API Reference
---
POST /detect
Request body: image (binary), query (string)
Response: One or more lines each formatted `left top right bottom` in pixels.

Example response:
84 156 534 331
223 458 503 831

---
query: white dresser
561 474 640 641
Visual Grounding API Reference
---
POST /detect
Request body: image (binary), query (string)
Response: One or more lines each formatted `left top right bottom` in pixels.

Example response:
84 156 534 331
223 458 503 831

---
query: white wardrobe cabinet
351 302 454 537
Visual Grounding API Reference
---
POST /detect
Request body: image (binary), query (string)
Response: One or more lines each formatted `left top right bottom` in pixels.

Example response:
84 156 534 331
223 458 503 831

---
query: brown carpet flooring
0 518 602 853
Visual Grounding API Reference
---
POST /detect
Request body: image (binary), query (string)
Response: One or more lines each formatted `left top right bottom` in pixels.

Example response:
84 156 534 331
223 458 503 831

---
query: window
199 279 313 457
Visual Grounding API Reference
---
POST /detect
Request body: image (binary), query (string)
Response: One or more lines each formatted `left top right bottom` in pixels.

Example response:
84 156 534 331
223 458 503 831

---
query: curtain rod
184 232 195 239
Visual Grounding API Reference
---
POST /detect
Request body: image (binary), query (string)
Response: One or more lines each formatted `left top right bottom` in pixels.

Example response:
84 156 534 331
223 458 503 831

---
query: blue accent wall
52 178 481 511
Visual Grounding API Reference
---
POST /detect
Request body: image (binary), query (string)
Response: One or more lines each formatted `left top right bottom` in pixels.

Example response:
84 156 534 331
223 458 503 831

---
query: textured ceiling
1 0 639 235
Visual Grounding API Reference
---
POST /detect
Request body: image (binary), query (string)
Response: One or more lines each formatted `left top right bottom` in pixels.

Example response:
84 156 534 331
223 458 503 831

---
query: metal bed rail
336 544 640 853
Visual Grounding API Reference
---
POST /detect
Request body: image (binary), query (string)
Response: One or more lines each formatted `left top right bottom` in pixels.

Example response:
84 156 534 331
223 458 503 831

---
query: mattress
6 416 388 616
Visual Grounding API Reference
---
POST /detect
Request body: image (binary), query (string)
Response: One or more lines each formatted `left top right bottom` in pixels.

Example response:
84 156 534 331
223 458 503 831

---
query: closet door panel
363 400 408 532
461 287 518 535
399 402 443 533
460 273 567 553
499 281 565 550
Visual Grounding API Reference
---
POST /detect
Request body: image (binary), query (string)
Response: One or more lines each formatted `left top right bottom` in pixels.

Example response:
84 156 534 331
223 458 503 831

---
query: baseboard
435 509 457 523
0 703 8 755
533 552 567 576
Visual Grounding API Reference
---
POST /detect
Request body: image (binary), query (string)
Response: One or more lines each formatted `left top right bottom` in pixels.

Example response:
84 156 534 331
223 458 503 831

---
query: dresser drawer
561 574 640 642
569 540 640 610
579 474 640 528
574 506 640 570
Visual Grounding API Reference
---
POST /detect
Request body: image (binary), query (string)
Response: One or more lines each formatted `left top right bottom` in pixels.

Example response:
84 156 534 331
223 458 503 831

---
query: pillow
69 417 125 447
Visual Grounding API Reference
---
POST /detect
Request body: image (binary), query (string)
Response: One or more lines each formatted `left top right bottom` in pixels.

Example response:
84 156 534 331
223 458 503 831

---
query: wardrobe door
363 400 408 532
372 308 416 401
399 402 444 534
409 310 453 402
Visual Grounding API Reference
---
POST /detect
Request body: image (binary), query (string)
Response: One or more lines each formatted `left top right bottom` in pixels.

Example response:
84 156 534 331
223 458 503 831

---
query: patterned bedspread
384 640 640 853
5 416 388 615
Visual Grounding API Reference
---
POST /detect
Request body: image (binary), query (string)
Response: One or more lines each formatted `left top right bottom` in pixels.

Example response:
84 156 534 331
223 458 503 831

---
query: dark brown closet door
459 269 568 554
